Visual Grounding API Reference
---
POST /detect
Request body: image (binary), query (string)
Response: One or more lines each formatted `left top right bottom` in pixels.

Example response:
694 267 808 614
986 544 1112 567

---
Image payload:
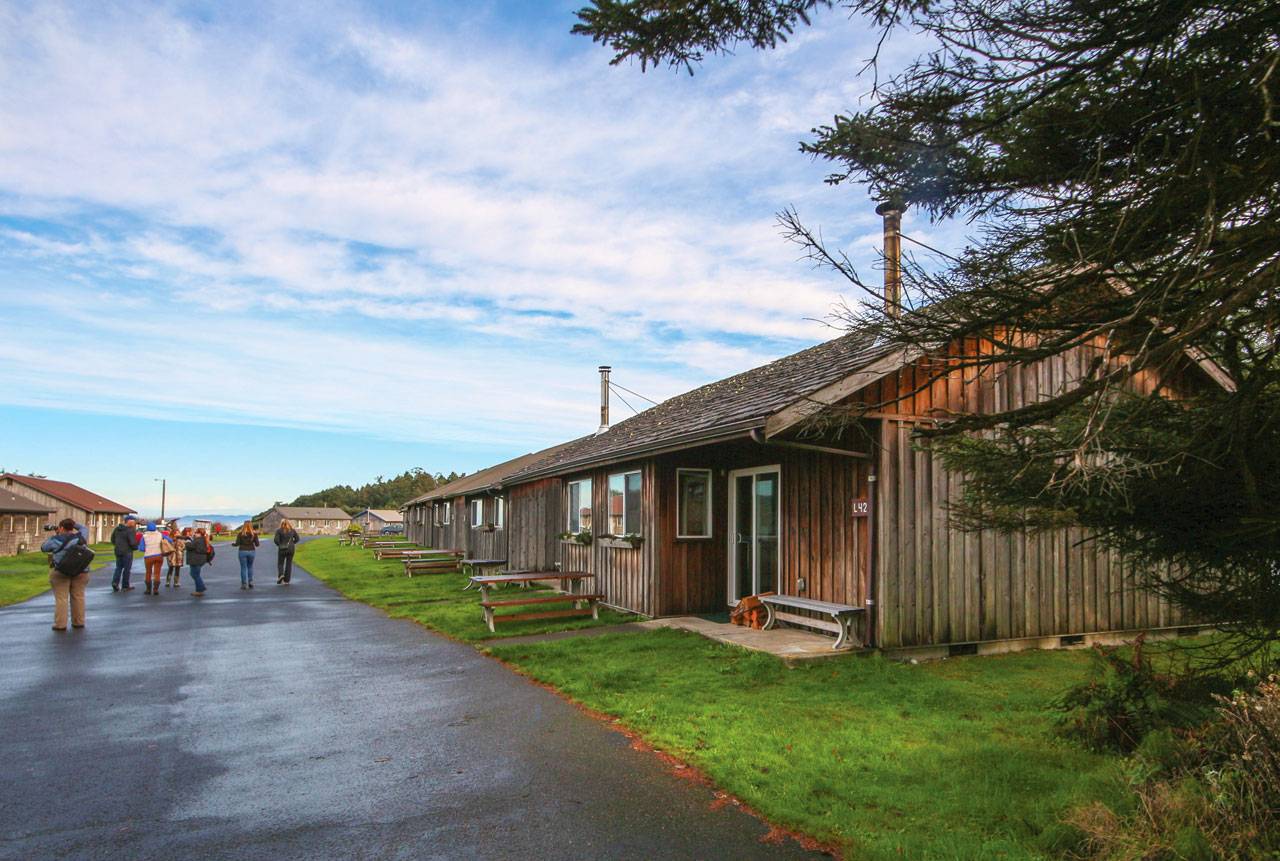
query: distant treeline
287 468 463 515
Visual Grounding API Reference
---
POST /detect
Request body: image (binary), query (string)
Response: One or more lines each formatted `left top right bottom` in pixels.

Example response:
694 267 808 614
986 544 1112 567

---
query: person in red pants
138 522 171 596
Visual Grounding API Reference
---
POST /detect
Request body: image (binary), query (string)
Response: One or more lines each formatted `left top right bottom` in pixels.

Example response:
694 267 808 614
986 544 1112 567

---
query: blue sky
0 1 960 515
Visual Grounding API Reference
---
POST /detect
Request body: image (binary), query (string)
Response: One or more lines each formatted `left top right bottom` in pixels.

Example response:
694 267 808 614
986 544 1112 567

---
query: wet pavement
0 544 820 860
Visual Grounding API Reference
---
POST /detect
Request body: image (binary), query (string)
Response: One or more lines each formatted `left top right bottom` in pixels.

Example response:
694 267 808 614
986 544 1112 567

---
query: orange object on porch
730 592 776 629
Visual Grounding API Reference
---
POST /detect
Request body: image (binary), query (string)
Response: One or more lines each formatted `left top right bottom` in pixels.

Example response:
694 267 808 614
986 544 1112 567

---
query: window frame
494 497 505 530
470 498 484 529
565 478 593 534
441 502 451 525
675 468 713 539
607 470 643 536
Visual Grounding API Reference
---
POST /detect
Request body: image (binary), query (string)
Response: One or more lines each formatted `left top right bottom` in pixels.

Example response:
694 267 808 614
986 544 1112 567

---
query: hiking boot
144 584 152 595
112 585 120 593
240 584 247 590
248 582 254 589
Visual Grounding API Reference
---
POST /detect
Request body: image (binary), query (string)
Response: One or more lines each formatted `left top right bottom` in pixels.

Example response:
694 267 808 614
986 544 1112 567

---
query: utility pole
155 478 167 521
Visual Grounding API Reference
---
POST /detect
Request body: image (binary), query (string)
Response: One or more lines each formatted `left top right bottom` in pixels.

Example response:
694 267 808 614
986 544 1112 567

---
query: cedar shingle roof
0 487 55 514
273 506 350 520
1 474 134 514
402 438 589 508
509 331 890 481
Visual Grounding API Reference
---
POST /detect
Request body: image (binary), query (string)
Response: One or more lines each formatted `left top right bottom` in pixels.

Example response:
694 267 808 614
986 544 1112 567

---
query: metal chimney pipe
597 365 612 434
875 201 903 318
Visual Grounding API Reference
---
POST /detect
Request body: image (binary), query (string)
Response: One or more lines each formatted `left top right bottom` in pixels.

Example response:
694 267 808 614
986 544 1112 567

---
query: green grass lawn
0 542 113 606
296 537 636 642
489 629 1129 860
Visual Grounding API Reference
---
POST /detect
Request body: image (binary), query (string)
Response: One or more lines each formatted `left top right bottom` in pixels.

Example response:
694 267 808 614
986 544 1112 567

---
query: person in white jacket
138 522 172 596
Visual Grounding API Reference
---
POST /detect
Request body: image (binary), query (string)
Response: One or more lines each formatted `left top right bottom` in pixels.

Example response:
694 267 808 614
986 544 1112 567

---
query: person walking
139 522 170 596
165 526 189 589
234 522 260 589
41 518 93 631
273 519 300 585
109 516 139 592
185 528 212 597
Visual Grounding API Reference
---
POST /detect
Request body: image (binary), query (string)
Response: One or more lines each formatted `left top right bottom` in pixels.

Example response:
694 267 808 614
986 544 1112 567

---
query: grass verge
489 628 1131 860
0 542 113 606
296 537 636 642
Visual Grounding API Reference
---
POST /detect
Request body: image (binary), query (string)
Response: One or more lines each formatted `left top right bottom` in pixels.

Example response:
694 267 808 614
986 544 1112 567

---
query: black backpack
54 536 95 577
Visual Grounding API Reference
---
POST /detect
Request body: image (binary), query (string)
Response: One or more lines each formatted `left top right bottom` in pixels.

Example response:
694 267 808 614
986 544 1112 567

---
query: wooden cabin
0 488 55 556
261 506 350 535
483 332 1221 655
401 440 584 560
351 508 403 533
0 473 134 544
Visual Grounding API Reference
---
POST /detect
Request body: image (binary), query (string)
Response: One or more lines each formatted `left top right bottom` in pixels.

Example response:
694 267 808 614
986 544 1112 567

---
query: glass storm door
728 466 781 604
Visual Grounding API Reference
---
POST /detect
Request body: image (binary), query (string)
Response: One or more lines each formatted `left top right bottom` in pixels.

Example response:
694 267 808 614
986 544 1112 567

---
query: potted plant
619 533 644 549
558 529 593 546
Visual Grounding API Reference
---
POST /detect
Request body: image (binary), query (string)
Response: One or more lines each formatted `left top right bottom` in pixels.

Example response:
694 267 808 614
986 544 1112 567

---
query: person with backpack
234 522 260 589
109 516 139 592
138 521 171 596
273 519 300 585
41 518 95 631
184 528 213 597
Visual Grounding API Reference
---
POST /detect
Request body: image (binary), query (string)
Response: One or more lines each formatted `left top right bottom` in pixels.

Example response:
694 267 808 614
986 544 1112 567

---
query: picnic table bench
759 595 866 650
374 546 439 560
402 550 464 577
470 571 601 632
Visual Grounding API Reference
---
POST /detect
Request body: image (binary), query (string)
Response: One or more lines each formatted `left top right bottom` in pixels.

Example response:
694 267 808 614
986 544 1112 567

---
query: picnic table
469 571 602 633
460 558 507 579
402 550 464 577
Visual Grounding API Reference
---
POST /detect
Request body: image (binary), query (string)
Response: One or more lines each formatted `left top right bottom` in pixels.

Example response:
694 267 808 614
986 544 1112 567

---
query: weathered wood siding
0 513 46 556
861 341 1195 648
508 478 562 572
653 441 870 617
464 495 508 561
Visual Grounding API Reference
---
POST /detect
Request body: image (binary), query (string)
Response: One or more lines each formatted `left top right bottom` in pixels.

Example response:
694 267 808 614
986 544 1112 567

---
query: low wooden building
260 506 350 535
351 508 403 533
0 474 134 544
0 488 55 556
401 441 583 559
488 331 1219 655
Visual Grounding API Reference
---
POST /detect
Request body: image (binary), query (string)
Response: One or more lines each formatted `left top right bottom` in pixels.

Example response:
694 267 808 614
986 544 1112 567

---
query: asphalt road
0 544 820 860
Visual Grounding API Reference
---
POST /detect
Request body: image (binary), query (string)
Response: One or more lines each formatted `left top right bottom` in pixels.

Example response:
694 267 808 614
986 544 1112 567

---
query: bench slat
482 594 603 609
771 610 844 634
491 607 594 625
760 595 862 615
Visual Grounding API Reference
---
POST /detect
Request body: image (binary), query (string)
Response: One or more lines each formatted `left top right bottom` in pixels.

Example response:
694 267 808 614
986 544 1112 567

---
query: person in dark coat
184 528 212 596
273 519 300 585
109 516 139 592
233 522 260 589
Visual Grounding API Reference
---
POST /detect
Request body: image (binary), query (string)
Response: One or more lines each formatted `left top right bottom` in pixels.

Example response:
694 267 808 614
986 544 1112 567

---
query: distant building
350 508 403 533
0 474 134 544
260 506 350 535
0 488 55 556
193 519 214 534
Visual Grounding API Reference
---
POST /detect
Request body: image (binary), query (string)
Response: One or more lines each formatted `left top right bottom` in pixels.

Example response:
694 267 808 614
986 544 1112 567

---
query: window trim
565 478 592 534
606 469 643 537
494 497 505 530
441 502 451 525
470 498 484 529
675 468 713 539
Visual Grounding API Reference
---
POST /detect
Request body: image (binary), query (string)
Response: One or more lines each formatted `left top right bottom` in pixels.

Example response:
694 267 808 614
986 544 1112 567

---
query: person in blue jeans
233 522 260 589
109 516 139 592
184 528 212 596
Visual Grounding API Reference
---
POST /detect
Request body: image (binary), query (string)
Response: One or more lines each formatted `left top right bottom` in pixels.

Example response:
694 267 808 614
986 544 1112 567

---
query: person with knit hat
138 522 172 596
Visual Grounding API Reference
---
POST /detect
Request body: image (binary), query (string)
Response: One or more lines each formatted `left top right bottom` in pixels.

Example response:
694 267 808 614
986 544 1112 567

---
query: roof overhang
764 346 917 439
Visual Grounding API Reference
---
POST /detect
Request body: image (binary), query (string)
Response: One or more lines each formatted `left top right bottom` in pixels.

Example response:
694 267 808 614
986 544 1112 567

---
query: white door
727 465 781 604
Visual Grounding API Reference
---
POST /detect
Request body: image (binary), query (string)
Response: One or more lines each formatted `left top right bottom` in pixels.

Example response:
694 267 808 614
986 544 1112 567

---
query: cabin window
441 503 451 525
494 497 505 529
607 471 642 535
470 499 484 528
566 479 592 533
676 469 712 538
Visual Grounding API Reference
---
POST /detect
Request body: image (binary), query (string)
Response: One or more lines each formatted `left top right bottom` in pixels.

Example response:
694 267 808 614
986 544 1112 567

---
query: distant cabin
261 506 350 536
351 508 403 533
0 488 55 556
0 473 134 545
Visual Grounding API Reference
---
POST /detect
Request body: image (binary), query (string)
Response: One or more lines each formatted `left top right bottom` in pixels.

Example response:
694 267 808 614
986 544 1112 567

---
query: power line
900 232 963 262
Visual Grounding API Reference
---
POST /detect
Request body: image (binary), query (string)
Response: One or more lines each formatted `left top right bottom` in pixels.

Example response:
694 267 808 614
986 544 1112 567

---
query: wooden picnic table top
461 558 507 564
469 571 593 586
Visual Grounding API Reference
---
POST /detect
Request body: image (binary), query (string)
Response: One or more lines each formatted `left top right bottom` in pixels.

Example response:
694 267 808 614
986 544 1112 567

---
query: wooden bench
759 595 865 650
480 593 604 633
403 551 464 577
